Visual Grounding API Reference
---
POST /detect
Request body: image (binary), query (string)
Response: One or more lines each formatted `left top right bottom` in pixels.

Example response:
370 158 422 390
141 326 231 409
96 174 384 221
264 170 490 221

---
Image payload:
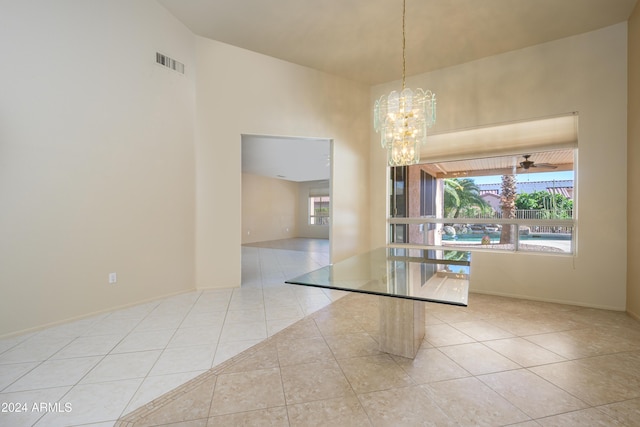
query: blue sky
472 171 574 185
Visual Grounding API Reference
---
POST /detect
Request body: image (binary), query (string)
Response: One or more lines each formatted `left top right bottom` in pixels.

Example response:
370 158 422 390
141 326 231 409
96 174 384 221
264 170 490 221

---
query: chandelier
374 0 436 167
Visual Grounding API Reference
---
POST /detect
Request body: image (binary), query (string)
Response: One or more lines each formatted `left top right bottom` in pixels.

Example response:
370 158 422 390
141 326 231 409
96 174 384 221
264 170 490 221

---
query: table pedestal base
378 297 425 358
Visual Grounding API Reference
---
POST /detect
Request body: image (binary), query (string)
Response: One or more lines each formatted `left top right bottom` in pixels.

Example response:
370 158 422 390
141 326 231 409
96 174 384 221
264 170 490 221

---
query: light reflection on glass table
286 247 470 306
285 247 470 358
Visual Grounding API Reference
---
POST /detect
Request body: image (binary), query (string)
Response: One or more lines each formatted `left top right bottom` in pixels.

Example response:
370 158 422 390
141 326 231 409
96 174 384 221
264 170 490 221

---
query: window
389 166 407 243
309 195 330 225
389 148 576 254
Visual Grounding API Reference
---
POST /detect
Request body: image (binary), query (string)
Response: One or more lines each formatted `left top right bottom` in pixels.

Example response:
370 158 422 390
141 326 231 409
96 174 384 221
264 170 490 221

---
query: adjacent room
1 0 639 425
241 133 331 284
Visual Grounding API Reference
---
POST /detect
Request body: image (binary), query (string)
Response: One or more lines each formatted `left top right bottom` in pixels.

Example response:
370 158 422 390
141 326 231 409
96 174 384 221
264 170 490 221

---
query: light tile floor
116 290 640 427
4 238 640 426
0 239 333 427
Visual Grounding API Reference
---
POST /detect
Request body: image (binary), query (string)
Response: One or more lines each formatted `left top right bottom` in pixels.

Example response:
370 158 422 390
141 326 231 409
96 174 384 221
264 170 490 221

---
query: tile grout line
21 307 154 427
113 290 207 421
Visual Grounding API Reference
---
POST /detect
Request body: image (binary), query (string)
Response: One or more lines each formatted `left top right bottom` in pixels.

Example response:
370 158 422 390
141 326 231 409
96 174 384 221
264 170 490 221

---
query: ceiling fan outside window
519 154 558 170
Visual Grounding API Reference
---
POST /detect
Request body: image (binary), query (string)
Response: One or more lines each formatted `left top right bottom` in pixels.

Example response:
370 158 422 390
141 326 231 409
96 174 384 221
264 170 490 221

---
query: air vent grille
156 52 184 74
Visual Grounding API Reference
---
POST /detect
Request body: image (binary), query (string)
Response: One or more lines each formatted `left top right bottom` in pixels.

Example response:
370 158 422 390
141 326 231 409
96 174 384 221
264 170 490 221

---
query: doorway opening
240 134 332 286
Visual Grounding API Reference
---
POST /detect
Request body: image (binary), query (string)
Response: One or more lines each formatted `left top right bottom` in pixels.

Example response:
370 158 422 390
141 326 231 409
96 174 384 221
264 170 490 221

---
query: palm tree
444 178 489 218
443 179 462 217
444 250 469 262
500 174 517 243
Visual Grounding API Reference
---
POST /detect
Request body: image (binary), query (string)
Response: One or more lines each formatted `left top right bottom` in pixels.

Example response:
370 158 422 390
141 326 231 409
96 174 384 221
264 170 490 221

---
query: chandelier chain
402 0 406 90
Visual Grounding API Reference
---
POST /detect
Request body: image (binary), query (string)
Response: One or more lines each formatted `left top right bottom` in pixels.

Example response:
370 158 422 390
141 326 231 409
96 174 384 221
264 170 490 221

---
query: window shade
308 187 330 197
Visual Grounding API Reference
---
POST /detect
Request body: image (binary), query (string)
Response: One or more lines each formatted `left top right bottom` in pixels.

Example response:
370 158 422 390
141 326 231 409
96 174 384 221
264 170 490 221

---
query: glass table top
285 247 470 306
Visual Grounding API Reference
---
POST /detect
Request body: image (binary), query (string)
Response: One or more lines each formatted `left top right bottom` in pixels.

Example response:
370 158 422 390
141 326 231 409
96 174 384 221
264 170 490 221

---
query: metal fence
458 209 573 220
450 209 573 234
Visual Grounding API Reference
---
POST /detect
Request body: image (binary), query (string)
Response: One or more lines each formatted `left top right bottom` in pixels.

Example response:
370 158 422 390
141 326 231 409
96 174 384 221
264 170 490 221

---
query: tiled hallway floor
0 239 333 427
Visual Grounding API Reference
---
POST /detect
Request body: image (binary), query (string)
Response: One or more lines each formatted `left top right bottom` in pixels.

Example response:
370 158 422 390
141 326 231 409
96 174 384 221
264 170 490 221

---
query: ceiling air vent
156 52 184 74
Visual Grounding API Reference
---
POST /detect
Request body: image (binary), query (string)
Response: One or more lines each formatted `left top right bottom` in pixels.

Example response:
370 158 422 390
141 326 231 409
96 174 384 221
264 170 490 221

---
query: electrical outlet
108 272 117 284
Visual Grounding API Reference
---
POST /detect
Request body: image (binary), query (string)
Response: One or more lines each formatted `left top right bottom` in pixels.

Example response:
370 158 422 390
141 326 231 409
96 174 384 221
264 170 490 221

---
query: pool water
442 232 571 242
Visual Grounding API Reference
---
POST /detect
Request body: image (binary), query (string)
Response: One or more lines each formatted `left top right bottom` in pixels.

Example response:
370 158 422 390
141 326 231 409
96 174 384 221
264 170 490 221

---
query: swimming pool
442 232 572 242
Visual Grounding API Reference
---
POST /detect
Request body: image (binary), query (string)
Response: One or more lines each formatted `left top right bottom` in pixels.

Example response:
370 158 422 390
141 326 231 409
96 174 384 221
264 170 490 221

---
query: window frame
387 148 577 255
309 195 330 226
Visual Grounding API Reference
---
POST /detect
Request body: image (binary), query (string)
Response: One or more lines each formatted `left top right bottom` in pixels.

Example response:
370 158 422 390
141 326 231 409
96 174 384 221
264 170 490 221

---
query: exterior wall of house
628 3 640 319
478 180 574 198
406 165 436 245
371 23 629 310
481 193 502 213
0 0 197 337
407 166 423 244
195 37 371 289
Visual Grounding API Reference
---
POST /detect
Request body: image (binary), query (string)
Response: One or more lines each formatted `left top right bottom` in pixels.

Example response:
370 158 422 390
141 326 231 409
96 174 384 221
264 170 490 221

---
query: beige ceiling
158 0 637 85
158 0 633 181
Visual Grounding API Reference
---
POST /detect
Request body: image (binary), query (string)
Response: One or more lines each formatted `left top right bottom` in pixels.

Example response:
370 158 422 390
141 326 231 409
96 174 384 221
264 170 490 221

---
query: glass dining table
286 247 470 358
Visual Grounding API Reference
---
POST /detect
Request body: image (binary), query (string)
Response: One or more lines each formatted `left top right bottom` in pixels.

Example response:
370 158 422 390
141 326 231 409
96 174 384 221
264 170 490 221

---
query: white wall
0 0 371 335
371 24 629 310
195 37 371 289
0 0 197 336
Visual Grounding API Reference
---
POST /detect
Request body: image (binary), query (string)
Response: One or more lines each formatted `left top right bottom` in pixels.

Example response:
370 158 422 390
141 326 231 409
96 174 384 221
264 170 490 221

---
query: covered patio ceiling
421 149 574 179
417 114 576 178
